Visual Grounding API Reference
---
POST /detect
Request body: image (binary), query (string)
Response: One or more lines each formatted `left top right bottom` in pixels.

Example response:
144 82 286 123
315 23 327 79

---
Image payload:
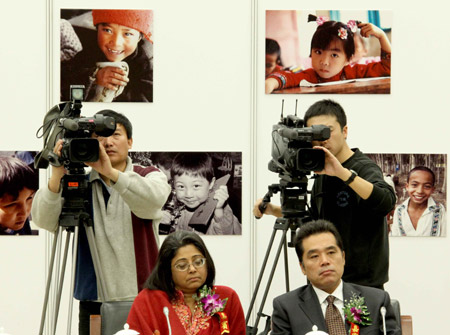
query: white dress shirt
312 280 345 322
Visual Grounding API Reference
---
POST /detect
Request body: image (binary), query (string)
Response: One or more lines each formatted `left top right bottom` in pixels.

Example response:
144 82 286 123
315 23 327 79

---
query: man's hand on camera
313 146 349 180
85 142 119 184
313 146 373 199
48 139 66 193
253 198 282 218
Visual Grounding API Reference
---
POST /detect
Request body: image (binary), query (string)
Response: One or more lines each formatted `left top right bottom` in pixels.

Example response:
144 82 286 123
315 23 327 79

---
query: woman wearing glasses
127 230 246 334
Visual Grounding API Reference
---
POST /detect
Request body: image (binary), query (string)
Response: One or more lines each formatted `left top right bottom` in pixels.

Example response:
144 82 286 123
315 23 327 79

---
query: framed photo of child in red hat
60 9 154 102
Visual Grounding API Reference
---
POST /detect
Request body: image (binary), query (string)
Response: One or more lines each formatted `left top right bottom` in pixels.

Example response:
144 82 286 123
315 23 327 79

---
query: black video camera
35 85 116 172
269 115 330 178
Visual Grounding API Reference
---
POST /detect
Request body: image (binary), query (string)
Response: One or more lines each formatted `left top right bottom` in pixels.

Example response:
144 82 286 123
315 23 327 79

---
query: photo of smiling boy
60 9 153 102
391 166 446 237
160 152 242 235
0 156 38 236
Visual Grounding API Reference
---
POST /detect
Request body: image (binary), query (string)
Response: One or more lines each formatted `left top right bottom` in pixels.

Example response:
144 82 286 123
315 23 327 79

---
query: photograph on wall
0 151 39 236
367 153 447 237
129 151 242 236
60 8 153 102
265 10 392 94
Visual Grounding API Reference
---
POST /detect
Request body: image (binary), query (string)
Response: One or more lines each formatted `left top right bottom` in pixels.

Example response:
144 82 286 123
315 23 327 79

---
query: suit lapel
297 285 327 332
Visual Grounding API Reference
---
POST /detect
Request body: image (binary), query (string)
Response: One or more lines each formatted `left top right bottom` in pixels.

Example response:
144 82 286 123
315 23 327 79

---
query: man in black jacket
254 99 396 289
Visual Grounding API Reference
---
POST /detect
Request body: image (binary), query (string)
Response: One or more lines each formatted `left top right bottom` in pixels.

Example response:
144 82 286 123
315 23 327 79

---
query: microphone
380 306 387 335
163 306 172 335
277 127 299 140
60 118 79 131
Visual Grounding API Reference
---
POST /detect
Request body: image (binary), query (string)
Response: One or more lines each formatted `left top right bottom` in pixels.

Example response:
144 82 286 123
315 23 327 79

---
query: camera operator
31 110 171 334
254 99 396 290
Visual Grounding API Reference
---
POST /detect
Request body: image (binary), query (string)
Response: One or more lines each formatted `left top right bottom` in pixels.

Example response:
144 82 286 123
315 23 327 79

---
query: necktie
325 295 346 335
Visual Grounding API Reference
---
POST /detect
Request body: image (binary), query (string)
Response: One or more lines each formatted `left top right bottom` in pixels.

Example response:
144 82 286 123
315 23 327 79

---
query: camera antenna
295 99 298 116
280 99 284 120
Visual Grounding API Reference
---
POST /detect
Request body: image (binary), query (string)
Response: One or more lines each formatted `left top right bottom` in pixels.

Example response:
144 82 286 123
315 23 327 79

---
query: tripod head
247 171 315 334
59 172 92 229
276 173 309 219
258 172 313 245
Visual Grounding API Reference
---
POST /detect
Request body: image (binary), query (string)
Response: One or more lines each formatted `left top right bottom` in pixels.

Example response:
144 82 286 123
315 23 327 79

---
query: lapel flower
195 285 228 317
195 285 230 334
343 293 372 335
338 27 348 40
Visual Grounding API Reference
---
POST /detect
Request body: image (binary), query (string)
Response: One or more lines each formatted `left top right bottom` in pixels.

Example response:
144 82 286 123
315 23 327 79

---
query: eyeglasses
173 257 207 272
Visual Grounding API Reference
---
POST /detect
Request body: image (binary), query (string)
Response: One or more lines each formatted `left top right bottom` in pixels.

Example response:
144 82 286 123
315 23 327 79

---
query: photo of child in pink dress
266 10 392 94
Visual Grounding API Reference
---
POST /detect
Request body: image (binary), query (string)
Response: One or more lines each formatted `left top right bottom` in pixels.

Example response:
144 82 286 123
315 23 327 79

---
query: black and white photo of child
130 151 242 235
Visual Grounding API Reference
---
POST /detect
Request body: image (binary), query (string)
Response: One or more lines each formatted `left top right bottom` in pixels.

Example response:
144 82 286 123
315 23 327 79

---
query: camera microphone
60 118 79 131
277 128 299 140
278 125 330 141
163 306 172 335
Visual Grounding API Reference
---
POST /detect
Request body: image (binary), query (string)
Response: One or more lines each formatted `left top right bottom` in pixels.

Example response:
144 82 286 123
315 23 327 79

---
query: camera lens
298 149 324 171
68 138 99 162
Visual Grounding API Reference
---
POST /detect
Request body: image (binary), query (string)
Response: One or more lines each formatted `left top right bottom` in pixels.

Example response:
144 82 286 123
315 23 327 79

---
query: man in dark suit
272 220 400 335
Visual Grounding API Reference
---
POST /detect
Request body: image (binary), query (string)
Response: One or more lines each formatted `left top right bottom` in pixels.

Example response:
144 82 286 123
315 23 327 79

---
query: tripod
39 173 109 335
246 176 312 335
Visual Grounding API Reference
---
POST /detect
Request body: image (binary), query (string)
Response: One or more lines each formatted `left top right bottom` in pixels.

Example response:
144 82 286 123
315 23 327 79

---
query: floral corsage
195 285 229 334
343 293 372 335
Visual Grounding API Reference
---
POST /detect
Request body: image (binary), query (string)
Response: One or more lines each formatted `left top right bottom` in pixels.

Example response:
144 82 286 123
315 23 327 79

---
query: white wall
255 1 450 335
0 0 449 334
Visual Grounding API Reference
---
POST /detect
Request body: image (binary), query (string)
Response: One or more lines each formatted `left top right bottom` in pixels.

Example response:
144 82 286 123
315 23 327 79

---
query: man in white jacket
31 109 171 335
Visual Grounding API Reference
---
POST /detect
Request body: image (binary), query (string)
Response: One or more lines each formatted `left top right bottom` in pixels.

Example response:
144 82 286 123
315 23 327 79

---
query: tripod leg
84 224 109 302
52 229 72 334
283 237 290 292
66 225 80 335
245 227 278 323
39 226 61 335
253 228 288 332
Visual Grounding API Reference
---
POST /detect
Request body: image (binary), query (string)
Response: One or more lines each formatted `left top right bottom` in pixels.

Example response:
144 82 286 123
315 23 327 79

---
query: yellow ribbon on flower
350 323 360 335
217 312 229 334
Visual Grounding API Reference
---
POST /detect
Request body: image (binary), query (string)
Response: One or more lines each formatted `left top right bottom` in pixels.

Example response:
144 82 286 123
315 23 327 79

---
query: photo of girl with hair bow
265 12 391 94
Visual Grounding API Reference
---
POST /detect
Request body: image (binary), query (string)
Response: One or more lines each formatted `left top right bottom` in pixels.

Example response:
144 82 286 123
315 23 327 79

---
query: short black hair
170 152 215 183
151 152 177 171
294 219 344 264
95 109 133 139
0 156 38 199
143 230 216 300
303 99 347 130
266 38 282 65
407 166 436 186
310 20 355 60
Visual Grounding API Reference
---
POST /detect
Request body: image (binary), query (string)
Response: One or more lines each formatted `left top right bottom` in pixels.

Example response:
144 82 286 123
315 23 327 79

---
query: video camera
35 85 116 172
269 114 330 179
247 104 332 335
258 102 331 219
